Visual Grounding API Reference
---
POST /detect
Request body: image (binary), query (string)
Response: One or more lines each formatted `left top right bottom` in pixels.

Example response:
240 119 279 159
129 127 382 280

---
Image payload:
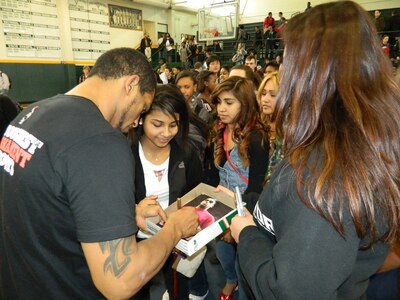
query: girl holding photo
130 85 209 300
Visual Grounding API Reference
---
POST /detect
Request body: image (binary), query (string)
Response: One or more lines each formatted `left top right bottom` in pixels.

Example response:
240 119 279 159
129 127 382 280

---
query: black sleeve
245 132 269 195
0 96 18 123
242 192 260 214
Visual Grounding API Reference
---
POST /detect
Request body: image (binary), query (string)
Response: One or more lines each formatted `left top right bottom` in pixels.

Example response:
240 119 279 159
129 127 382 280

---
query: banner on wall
0 0 61 58
69 0 111 60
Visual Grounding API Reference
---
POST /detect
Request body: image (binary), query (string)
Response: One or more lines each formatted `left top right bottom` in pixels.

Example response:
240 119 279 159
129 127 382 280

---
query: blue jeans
216 239 237 283
189 261 209 296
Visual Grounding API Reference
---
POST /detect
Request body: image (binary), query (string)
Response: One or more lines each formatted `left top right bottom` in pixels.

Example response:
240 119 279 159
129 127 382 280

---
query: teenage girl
130 84 208 300
258 71 283 183
207 76 269 300
230 2 400 299
219 66 231 83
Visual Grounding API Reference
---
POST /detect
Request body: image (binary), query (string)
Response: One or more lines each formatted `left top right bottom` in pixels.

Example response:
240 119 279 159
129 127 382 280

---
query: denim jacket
215 144 249 194
207 130 270 196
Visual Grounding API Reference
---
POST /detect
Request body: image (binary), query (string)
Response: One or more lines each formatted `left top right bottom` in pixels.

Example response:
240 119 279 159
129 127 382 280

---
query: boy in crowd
245 55 258 72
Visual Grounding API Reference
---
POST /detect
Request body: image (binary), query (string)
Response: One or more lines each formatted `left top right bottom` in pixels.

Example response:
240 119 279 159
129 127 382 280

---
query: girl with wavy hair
257 71 284 184
207 76 269 300
230 1 400 299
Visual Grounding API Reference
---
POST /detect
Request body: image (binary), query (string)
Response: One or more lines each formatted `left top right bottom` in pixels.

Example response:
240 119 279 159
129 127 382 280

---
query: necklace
141 140 170 163
146 152 165 162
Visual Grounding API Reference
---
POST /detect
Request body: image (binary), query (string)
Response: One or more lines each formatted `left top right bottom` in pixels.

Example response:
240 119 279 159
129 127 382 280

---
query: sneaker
189 290 209 300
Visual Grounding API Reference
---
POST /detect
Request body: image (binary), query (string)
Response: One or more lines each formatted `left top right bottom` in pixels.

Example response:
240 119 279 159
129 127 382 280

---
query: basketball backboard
198 2 238 41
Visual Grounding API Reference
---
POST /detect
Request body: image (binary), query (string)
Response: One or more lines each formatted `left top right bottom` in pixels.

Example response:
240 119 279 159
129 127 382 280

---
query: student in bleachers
230 2 400 299
235 25 247 52
382 34 391 56
231 42 247 66
253 26 263 59
374 9 386 32
263 12 275 31
264 24 276 60
206 55 222 79
179 41 191 70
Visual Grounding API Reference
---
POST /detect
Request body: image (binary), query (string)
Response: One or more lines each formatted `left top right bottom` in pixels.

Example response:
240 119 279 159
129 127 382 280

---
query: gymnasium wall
0 0 196 103
0 0 398 104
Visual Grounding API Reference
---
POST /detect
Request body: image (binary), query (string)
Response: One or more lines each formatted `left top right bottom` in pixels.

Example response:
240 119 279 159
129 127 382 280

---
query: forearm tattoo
99 236 134 277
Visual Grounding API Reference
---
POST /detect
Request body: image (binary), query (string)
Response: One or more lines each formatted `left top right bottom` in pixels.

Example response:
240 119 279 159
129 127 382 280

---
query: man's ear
126 75 140 94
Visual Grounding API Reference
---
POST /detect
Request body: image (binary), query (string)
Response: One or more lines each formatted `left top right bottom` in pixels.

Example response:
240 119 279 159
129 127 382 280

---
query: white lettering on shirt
253 201 275 235
0 125 43 176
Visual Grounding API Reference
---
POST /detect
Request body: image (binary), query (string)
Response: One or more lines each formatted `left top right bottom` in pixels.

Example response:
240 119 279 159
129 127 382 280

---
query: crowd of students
1 1 400 300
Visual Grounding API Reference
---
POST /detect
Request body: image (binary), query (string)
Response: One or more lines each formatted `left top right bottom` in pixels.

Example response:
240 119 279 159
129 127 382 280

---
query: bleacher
147 21 276 68
148 8 400 70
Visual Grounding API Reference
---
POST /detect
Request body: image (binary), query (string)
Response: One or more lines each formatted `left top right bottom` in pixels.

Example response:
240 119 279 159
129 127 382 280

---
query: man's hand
230 207 256 243
165 207 199 239
135 196 167 231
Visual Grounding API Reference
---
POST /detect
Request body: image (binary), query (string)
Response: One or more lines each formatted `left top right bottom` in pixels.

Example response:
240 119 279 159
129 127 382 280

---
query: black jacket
132 139 204 205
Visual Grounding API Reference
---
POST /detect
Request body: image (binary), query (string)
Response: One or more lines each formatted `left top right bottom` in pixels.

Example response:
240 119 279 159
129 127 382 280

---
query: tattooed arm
81 206 199 299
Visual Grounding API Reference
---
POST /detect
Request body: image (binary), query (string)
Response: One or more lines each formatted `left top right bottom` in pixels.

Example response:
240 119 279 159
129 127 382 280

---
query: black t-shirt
0 95 138 299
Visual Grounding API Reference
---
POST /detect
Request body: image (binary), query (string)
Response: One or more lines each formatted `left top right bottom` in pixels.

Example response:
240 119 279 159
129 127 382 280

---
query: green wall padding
0 63 77 104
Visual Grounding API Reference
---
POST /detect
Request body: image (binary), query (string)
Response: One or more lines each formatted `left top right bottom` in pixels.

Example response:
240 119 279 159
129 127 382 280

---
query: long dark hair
132 85 190 149
275 1 400 246
211 76 267 167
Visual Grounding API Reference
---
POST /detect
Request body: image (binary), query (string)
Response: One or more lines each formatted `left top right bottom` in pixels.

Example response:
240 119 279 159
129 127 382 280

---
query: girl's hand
230 207 256 243
136 196 167 231
214 185 235 198
220 229 235 244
